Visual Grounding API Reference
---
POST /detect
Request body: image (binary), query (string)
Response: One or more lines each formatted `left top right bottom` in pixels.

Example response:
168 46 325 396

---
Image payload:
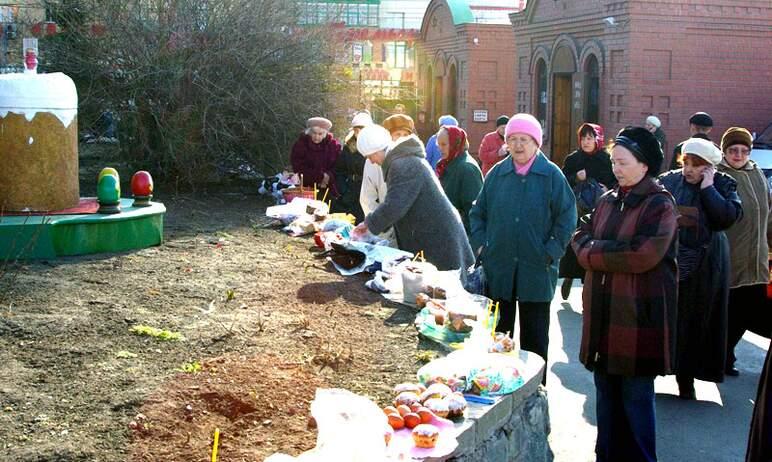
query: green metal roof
446 0 475 25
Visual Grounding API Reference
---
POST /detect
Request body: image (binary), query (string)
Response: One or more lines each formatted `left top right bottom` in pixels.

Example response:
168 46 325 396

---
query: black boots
677 376 696 400
561 278 572 300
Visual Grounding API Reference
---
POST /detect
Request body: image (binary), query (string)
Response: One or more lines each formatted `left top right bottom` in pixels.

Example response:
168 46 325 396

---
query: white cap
682 137 722 165
356 125 391 157
646 115 661 128
351 111 373 128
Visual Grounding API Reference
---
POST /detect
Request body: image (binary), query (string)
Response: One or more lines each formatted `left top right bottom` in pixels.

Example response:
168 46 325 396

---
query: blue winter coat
469 152 577 302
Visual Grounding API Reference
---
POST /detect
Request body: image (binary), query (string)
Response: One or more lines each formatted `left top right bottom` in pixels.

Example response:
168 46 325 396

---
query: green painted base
0 199 165 259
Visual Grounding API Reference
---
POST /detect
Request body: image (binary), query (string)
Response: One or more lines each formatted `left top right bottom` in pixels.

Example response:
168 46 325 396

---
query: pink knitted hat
505 113 543 148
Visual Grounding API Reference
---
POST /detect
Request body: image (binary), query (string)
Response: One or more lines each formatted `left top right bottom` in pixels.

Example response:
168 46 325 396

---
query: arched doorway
584 55 600 124
551 46 576 165
535 59 548 129
446 63 458 116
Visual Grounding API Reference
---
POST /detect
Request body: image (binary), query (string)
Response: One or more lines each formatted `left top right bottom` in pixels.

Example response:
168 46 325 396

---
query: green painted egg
97 174 120 204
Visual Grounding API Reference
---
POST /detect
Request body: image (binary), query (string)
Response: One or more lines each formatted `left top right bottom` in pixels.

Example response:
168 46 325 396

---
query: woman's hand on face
700 165 716 189
577 169 587 182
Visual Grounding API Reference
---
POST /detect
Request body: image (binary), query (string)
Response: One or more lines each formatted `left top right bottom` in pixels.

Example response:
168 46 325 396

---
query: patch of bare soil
0 187 433 461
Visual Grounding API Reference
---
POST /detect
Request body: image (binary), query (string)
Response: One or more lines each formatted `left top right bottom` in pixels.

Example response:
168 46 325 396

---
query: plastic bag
265 388 390 462
328 241 413 276
416 350 524 396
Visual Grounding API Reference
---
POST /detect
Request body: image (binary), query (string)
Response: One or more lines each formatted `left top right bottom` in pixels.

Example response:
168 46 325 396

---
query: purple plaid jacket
571 176 678 376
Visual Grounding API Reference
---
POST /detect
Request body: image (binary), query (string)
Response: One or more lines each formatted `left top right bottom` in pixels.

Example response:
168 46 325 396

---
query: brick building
416 0 524 153
511 0 772 167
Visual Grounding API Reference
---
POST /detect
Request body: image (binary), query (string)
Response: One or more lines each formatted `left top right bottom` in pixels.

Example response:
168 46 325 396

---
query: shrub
41 0 354 187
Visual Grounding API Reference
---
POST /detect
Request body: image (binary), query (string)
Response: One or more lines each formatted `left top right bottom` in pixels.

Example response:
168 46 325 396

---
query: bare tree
39 0 355 187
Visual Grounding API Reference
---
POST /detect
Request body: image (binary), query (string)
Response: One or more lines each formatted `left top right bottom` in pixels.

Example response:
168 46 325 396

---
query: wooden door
551 75 572 167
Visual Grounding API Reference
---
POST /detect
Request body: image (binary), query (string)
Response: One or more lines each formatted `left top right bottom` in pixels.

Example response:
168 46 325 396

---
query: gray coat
365 135 475 272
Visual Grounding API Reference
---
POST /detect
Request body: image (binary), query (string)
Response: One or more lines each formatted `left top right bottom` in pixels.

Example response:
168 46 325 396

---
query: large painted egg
131 171 153 197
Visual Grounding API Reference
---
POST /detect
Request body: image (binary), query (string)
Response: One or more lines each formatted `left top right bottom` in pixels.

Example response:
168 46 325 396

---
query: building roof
445 0 521 25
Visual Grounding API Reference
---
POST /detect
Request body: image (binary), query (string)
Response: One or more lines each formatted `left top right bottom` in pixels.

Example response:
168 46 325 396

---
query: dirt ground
0 147 434 461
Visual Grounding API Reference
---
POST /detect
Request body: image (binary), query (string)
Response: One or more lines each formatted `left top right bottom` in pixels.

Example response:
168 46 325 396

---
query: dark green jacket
440 152 483 235
470 153 577 302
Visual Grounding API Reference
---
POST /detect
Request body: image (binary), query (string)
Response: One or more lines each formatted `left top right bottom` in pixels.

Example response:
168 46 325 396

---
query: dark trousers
495 276 550 384
594 371 657 462
727 284 767 368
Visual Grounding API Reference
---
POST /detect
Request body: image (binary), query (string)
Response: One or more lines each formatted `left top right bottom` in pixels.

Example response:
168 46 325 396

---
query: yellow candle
211 428 220 462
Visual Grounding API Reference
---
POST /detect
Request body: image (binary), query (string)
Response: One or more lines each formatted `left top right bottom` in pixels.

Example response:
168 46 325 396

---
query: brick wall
417 0 516 154
511 0 772 160
628 0 772 147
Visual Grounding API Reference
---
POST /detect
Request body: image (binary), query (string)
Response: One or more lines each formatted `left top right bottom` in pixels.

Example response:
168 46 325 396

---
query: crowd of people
287 108 771 462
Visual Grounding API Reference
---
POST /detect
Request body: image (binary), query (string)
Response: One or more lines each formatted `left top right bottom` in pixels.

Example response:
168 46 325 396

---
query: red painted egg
131 171 153 197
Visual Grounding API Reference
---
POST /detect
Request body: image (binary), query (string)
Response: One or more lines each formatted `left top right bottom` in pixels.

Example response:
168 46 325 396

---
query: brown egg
388 413 405 430
404 412 421 429
409 402 422 413
383 406 399 416
397 404 412 417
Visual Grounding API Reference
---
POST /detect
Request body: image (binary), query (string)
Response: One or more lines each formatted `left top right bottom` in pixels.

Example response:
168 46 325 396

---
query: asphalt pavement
541 280 770 462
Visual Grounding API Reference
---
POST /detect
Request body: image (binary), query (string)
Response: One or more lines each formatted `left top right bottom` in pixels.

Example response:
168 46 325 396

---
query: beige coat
717 158 772 288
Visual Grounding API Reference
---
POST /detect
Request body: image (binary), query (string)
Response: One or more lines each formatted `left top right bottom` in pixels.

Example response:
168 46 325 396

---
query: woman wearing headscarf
425 114 458 170
334 111 373 222
290 117 341 197
436 126 483 235
571 126 678 462
469 113 577 380
559 123 616 299
352 125 474 273
717 127 772 376
659 138 742 399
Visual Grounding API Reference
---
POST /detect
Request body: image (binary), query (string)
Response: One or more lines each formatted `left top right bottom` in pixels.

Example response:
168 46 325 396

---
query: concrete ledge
428 351 553 462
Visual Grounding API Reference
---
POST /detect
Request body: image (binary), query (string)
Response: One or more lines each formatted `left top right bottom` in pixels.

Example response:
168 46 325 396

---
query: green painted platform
0 199 165 259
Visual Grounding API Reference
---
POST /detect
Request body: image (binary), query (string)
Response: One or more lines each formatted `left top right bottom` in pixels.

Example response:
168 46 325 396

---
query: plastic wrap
265 388 390 462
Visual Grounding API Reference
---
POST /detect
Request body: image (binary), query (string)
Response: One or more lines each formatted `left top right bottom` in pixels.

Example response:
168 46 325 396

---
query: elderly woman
571 126 678 461
559 123 616 299
357 115 416 246
352 125 474 273
436 126 483 235
334 111 373 222
469 113 576 377
659 138 742 399
425 115 458 170
717 127 772 376
290 117 341 197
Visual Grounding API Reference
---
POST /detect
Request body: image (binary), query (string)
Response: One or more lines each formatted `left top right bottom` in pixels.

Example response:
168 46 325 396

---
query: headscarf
577 123 605 155
435 126 467 178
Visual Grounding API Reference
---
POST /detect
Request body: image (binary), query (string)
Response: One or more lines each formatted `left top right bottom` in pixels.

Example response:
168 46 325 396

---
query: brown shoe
561 278 572 300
